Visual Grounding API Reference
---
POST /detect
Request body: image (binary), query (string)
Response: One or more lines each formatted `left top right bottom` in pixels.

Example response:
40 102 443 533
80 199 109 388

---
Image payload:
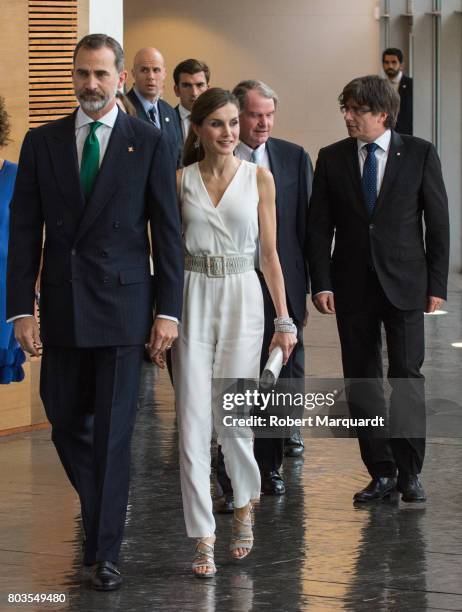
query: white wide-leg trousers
172 271 263 537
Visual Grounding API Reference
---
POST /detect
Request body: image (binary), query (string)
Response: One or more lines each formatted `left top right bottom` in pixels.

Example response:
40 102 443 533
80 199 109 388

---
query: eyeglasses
340 105 372 116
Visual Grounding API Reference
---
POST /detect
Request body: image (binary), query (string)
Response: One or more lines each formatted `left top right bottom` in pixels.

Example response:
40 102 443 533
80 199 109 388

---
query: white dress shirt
75 104 118 168
178 104 191 140
357 128 391 192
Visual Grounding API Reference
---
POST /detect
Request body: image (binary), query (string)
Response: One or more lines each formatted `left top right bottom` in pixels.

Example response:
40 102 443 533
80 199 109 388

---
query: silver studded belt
184 254 255 277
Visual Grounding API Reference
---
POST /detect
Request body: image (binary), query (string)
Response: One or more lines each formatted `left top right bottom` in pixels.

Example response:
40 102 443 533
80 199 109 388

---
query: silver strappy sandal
192 538 217 578
229 504 254 560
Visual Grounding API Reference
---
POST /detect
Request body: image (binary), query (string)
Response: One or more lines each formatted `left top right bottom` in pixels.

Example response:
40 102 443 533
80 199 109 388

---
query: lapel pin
128 146 134 153
165 117 170 122
397 152 401 156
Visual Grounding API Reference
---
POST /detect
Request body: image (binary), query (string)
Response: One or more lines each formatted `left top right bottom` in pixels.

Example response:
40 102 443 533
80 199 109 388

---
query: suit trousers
336 270 425 479
40 345 144 564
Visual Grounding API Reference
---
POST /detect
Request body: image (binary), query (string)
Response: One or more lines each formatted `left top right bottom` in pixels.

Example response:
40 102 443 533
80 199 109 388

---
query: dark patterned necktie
148 106 159 128
361 142 378 217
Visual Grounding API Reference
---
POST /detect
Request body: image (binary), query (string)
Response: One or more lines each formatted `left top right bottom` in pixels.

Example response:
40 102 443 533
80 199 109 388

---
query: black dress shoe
284 431 305 457
216 494 234 514
353 477 397 503
398 475 426 503
261 470 285 495
91 561 122 591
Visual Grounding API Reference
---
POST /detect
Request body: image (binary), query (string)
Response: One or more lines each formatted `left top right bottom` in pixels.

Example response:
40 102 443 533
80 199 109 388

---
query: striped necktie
148 106 159 128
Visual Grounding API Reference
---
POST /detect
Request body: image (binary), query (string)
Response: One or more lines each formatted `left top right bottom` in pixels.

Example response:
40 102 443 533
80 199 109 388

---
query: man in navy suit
7 34 183 590
307 75 449 504
382 48 413 135
126 47 182 166
172 58 210 144
216 80 312 509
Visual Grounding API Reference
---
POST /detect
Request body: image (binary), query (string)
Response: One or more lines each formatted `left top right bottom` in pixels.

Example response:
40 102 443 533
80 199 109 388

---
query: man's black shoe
353 477 397 503
284 431 305 457
216 494 234 514
261 470 285 495
91 561 122 591
398 475 426 503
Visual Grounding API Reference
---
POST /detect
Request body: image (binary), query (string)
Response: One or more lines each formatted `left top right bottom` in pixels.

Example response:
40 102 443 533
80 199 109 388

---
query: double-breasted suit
307 130 449 480
7 107 183 564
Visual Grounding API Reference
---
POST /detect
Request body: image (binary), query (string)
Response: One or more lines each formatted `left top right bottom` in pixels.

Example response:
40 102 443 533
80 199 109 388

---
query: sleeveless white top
180 160 259 257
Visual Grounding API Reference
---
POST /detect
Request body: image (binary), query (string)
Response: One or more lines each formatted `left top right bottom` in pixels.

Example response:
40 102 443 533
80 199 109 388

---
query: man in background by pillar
383 47 413 135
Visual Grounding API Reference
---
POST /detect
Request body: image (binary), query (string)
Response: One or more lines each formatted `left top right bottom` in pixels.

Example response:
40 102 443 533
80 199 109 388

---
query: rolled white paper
260 346 283 389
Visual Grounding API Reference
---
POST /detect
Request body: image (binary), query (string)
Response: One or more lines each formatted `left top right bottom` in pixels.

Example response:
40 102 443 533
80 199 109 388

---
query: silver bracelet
274 316 297 335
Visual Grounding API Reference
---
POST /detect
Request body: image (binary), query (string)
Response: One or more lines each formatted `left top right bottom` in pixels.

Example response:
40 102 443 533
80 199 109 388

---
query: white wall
90 0 123 44
124 0 380 161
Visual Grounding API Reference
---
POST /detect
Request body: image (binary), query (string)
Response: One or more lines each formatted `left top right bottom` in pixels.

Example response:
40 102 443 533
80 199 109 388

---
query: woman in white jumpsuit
156 88 297 577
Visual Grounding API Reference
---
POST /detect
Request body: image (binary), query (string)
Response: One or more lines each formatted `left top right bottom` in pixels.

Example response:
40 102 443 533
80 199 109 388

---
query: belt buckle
206 254 225 277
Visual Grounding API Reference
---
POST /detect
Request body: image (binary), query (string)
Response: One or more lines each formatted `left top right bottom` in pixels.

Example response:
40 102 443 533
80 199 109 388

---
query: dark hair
116 91 137 117
0 95 11 149
382 47 403 63
339 75 400 129
73 34 124 72
183 88 239 166
232 79 278 110
173 59 210 86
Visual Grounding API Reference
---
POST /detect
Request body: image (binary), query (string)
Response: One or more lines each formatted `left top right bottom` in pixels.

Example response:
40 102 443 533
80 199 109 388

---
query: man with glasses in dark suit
307 75 449 505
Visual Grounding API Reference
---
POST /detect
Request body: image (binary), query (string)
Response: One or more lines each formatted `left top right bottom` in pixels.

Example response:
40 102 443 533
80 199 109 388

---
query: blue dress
0 160 25 383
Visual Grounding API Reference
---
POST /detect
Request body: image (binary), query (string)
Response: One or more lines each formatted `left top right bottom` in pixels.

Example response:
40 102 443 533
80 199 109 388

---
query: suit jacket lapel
158 100 173 133
46 111 84 213
344 138 369 221
75 110 136 243
373 131 404 216
266 139 283 223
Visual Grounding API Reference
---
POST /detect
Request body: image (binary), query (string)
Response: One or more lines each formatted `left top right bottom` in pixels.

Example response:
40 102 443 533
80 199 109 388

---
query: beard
385 68 399 78
77 86 116 112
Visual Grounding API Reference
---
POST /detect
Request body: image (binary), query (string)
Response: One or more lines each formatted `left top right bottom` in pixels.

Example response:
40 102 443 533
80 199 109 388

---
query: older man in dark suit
7 34 183 590
216 80 312 509
126 47 182 166
307 75 449 504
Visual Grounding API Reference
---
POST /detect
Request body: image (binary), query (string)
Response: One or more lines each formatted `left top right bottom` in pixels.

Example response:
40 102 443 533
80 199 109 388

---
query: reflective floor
1 279 462 611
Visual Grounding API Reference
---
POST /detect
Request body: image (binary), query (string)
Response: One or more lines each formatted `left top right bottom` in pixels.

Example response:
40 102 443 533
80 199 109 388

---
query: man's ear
118 70 128 89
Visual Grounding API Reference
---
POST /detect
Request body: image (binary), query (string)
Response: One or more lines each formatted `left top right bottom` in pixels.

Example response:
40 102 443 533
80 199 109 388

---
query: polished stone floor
1 279 462 611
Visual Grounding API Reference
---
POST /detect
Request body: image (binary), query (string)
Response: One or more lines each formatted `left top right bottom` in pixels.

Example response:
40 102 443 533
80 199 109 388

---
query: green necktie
80 121 102 198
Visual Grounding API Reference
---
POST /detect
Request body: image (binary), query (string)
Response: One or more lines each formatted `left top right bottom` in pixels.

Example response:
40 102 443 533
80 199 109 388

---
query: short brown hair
339 75 400 129
73 34 124 72
0 95 11 149
173 59 210 86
